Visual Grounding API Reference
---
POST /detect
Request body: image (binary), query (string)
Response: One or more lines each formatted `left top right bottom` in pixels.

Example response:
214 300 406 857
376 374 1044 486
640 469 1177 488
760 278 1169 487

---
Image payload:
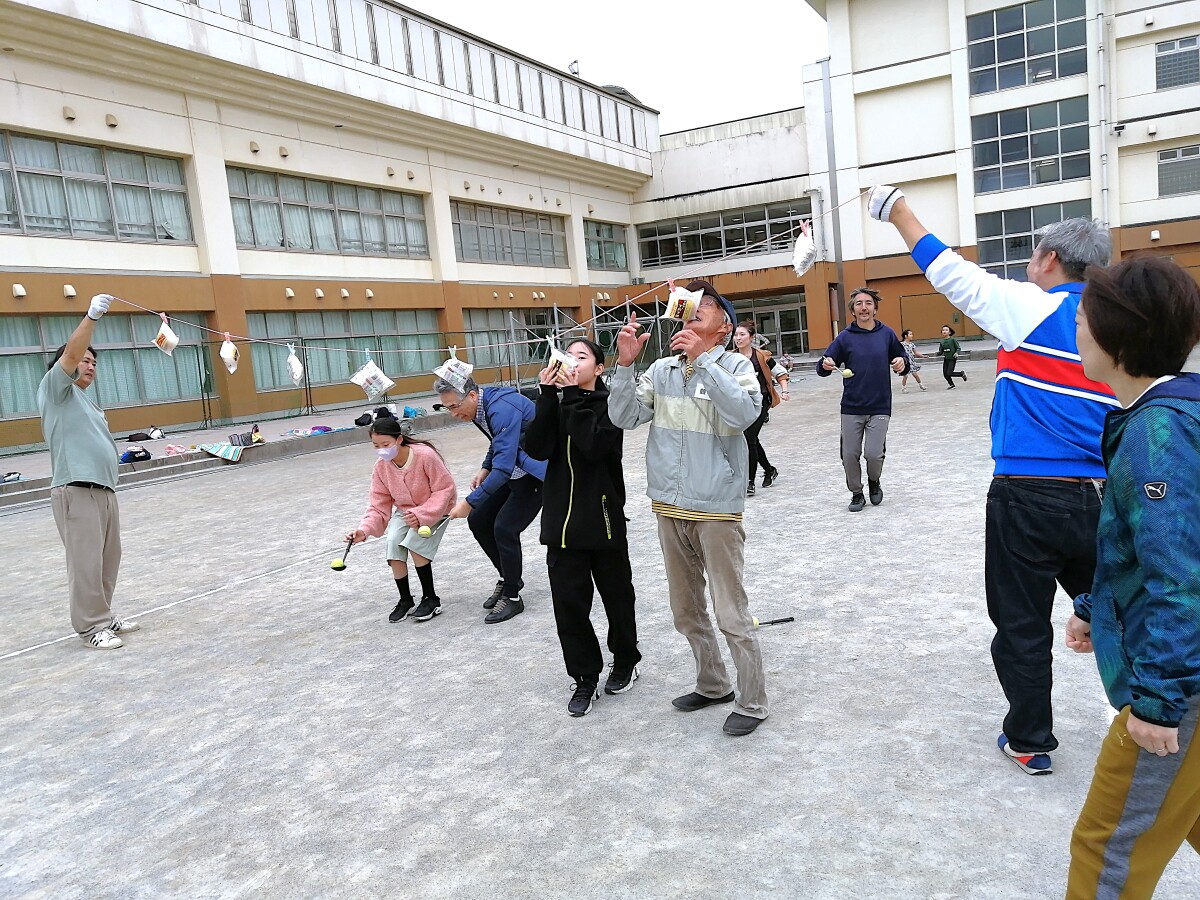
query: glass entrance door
732 292 808 357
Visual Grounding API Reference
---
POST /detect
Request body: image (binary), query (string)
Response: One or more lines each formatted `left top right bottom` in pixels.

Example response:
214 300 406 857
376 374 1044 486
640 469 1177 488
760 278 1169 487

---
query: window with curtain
0 131 192 242
638 199 812 268
451 201 567 267
584 220 628 270
244 309 443 391
0 312 207 419
227 165 428 259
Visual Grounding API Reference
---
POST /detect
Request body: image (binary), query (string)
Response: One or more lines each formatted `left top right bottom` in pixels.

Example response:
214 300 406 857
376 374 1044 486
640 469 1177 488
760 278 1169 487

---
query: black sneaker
762 467 779 488
848 492 866 512
484 595 524 624
389 598 414 622
868 480 883 506
568 679 599 717
604 662 639 695
412 595 442 622
746 481 756 497
961 371 968 382
482 579 504 610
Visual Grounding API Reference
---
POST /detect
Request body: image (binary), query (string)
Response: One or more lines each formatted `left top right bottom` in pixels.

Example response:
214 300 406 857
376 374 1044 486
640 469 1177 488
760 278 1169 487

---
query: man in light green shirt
37 294 139 649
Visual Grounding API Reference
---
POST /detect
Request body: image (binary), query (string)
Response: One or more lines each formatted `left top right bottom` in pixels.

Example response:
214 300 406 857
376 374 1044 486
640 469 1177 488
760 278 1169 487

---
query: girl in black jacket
525 339 641 718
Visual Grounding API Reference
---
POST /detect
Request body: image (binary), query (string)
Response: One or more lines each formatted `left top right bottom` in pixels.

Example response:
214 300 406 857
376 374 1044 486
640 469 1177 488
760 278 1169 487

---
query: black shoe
947 384 956 390
723 712 763 736
961 372 968 381
389 598 414 623
848 492 866 512
746 481 756 497
483 579 504 610
868 480 883 506
568 678 599 717
484 595 524 624
672 690 735 712
412 595 442 621
604 662 640 695
762 467 779 488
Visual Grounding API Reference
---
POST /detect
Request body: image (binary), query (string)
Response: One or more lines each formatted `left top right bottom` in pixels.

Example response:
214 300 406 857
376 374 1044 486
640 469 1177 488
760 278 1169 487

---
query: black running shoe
604 662 640 695
389 598 414 623
848 492 866 512
746 481 756 497
568 679 599 717
868 480 883 506
412 596 442 622
483 579 504 610
484 595 524 624
762 467 779 488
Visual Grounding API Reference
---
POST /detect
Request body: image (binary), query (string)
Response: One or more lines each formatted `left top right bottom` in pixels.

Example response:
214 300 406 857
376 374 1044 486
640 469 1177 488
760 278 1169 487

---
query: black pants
743 402 773 482
547 544 641 680
467 475 543 598
943 355 965 386
985 477 1102 753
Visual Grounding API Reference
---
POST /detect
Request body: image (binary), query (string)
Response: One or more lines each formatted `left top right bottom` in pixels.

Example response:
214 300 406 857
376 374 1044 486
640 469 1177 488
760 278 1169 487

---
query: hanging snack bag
286 343 304 385
433 350 474 393
154 315 179 356
220 333 239 374
792 220 817 277
546 345 579 381
351 359 395 401
664 285 703 322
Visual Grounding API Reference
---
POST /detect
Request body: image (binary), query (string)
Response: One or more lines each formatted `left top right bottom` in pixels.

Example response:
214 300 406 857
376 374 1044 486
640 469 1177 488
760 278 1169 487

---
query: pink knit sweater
358 443 458 538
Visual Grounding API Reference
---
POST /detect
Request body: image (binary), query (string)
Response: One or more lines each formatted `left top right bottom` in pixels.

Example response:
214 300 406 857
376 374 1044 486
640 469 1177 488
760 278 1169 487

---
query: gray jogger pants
840 413 890 494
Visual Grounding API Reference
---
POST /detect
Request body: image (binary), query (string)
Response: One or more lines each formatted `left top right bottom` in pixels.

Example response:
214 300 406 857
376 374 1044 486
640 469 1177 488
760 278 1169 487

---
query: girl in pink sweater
345 418 457 623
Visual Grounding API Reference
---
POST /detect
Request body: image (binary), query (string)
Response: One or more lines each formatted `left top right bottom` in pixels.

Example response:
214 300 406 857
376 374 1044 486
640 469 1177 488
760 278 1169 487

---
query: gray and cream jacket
609 347 761 515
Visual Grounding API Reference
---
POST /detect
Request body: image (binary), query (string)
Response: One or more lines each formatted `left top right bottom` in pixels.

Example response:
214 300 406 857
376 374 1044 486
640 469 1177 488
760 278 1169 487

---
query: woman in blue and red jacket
1064 257 1200 898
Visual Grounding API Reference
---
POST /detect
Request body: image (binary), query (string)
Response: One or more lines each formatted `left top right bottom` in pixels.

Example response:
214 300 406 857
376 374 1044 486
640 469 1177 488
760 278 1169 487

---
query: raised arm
59 295 113 375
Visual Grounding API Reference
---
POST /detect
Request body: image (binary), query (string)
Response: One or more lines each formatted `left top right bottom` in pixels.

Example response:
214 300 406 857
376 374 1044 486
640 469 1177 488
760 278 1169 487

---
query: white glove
867 185 904 223
88 293 114 320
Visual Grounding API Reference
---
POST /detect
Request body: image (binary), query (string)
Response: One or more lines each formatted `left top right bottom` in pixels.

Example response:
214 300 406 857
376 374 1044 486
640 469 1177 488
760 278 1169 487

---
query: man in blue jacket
868 184 1113 775
439 376 547 624
817 287 908 512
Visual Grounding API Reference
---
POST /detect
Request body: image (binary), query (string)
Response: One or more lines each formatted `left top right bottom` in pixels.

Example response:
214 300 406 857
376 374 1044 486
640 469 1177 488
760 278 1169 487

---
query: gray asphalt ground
3 357 1199 899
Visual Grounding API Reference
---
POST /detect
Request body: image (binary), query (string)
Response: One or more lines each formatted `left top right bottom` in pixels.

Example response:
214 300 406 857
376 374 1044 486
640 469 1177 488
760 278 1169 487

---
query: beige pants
656 515 768 719
50 485 122 638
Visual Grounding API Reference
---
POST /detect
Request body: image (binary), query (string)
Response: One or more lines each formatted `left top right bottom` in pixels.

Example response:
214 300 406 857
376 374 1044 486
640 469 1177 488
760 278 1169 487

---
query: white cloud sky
406 1 831 133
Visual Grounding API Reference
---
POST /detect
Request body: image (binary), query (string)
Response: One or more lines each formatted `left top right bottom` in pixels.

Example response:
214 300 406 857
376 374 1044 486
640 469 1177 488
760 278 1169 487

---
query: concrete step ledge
0 413 457 510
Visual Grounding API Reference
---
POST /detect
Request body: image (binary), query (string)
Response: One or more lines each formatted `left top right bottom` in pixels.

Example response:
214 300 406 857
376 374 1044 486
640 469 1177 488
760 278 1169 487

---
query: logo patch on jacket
1144 482 1167 500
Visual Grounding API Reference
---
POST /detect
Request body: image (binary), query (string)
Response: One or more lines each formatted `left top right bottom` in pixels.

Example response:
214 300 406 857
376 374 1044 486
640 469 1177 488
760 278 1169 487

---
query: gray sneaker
848 492 866 512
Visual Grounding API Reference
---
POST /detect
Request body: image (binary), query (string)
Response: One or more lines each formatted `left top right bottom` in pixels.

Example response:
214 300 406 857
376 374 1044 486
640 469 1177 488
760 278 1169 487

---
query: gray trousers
50 485 122 638
656 515 768 719
840 413 890 493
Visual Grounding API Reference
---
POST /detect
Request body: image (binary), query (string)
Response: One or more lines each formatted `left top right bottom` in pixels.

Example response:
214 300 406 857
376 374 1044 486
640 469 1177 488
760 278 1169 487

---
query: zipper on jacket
561 434 575 549
601 494 612 540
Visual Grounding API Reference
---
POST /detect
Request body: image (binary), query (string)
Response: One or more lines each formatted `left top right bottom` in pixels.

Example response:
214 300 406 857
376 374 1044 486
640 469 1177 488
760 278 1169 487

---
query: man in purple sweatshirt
817 287 909 512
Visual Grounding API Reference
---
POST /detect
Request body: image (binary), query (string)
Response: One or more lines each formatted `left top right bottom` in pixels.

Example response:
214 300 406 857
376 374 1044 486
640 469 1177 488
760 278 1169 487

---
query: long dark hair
369 417 445 461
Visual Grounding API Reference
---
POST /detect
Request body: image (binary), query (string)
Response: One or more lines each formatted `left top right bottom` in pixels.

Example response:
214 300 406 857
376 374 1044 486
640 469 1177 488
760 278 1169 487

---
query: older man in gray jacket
609 279 768 735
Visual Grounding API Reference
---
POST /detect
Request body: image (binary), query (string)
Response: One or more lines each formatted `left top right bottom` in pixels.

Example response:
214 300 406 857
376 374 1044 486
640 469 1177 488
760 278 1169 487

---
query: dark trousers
744 402 773 482
468 475 543 598
943 355 965 385
547 544 641 680
985 477 1102 753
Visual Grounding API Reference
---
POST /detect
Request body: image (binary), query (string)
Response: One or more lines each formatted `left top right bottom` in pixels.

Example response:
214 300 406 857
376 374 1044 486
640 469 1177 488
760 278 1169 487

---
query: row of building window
199 0 647 149
0 314 206 418
450 201 570 268
976 199 1091 281
967 0 1087 96
972 96 1089 194
0 132 192 242
637 201 812 268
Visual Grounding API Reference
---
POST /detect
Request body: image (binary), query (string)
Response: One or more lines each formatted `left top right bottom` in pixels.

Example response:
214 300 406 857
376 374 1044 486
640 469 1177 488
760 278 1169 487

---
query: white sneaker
902 386 908 393
110 617 140 634
87 629 124 649
919 384 927 392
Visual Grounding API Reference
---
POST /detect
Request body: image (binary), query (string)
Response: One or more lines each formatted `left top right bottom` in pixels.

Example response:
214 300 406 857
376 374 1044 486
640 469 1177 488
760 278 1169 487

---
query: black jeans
547 544 641 681
985 477 1102 753
743 401 773 482
467 475 543 598
943 355 965 386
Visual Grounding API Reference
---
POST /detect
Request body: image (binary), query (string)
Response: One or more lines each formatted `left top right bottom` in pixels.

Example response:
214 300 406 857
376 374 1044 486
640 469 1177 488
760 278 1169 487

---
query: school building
1 0 1198 449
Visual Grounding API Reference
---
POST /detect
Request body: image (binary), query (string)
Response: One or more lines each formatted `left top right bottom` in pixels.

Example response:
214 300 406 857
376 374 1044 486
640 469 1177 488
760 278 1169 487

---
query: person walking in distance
37 294 139 650
731 320 790 495
899 329 927 393
608 279 769 736
525 338 641 718
817 287 909 513
938 325 968 389
867 183 1115 775
1063 257 1200 897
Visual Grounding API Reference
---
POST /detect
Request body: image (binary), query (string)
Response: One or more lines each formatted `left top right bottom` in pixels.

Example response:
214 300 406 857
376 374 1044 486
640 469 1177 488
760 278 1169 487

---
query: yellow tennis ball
330 560 345 570
752 616 760 626
418 525 432 537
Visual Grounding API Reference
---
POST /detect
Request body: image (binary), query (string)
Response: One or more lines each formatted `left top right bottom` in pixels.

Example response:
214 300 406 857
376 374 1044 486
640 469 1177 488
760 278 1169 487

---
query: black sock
415 563 436 599
395 576 413 603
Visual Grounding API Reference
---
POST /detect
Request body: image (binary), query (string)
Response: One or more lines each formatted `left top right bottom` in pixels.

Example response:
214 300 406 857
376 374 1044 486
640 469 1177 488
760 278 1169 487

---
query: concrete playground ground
3 357 1199 899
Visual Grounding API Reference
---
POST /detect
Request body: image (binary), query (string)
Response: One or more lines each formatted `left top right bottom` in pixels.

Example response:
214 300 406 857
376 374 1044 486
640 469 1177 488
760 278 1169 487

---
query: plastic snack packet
220 333 239 374
286 343 304 385
351 358 396 401
664 285 703 322
154 315 179 356
792 221 817 276
433 347 474 392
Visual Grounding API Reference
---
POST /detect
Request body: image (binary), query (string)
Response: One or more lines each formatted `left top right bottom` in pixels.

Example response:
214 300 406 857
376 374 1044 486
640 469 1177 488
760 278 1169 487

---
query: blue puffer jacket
467 386 547 508
1073 373 1200 727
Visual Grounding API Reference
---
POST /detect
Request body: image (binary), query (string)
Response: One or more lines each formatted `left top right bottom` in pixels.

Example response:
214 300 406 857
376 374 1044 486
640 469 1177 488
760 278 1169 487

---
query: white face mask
376 446 399 462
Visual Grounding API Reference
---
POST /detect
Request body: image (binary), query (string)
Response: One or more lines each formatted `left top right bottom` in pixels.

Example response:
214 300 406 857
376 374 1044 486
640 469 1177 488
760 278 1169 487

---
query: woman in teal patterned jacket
1064 257 1200 899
